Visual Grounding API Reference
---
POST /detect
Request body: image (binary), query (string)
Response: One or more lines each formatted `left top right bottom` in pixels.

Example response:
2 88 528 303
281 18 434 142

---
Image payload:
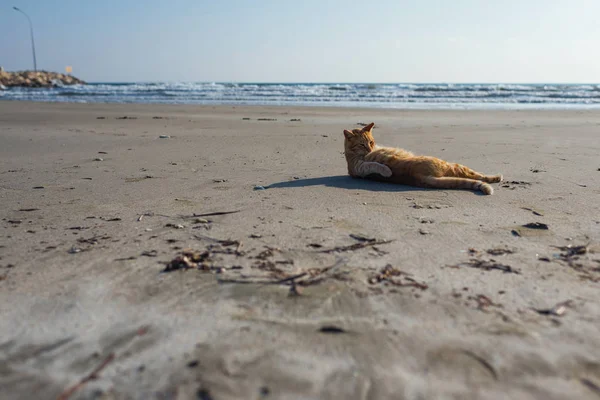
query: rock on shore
0 70 85 88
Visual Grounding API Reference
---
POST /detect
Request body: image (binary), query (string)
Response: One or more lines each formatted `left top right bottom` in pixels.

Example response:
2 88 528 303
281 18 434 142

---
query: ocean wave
328 85 349 91
1 82 599 109
58 91 112 97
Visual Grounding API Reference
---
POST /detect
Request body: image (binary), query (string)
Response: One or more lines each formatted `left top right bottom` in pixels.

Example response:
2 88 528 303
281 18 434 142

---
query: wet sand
1 101 599 399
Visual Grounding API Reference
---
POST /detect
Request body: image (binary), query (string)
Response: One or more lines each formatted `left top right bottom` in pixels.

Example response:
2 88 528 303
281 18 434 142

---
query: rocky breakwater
0 70 85 88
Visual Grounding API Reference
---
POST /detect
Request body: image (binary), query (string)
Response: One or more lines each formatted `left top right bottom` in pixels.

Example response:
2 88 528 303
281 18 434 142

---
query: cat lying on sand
343 123 503 195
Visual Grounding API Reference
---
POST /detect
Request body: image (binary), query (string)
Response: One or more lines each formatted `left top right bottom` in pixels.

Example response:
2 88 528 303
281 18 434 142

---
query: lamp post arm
13 7 37 72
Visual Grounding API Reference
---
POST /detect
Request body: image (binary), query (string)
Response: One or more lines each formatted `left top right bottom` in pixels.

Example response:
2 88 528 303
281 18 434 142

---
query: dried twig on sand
185 210 241 218
451 259 521 274
470 294 500 311
521 207 544 216
460 350 498 379
317 239 393 254
193 234 239 247
57 353 115 400
217 259 345 287
216 272 307 286
57 326 148 399
349 233 375 242
581 378 600 396
298 259 345 286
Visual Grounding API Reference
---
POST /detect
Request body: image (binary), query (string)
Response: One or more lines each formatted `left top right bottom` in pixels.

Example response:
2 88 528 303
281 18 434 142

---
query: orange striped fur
343 123 503 195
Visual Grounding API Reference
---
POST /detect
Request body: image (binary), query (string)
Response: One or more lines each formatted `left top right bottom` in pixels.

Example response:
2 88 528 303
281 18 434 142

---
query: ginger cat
343 123 503 195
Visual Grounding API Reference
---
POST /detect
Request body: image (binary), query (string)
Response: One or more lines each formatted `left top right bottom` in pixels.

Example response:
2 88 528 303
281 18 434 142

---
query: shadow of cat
266 175 426 192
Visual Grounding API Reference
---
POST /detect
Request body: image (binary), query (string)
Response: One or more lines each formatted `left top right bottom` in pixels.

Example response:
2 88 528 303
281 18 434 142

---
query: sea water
2 82 600 109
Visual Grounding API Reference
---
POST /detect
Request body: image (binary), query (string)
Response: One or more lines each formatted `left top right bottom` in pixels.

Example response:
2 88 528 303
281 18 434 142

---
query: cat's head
343 122 376 156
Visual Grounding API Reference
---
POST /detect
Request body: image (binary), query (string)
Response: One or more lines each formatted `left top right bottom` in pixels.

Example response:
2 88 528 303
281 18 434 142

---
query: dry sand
0 101 599 400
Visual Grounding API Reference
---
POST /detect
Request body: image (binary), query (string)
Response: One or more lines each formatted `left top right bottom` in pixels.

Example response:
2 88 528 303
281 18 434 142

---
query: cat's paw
486 174 503 183
379 165 392 177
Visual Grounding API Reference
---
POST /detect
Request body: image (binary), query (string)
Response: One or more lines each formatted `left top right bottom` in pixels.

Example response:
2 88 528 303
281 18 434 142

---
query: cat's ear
343 129 353 139
362 122 375 132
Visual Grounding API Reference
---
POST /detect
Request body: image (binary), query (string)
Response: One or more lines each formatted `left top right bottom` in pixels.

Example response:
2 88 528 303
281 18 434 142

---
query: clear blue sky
2 0 598 83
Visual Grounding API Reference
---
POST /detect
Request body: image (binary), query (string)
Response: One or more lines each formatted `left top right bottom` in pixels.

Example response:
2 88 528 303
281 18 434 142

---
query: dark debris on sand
454 259 520 274
162 249 212 272
316 237 393 254
522 222 549 230
533 300 574 317
318 326 347 334
485 248 515 256
161 236 351 292
501 181 532 189
551 243 599 282
368 264 428 290
468 294 502 312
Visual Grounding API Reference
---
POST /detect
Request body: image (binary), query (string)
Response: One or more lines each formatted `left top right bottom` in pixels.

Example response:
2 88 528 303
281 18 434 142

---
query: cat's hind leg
421 176 494 195
448 163 502 183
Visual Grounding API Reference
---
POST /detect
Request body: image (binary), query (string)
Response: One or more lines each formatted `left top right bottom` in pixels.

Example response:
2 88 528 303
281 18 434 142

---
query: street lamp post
13 7 38 72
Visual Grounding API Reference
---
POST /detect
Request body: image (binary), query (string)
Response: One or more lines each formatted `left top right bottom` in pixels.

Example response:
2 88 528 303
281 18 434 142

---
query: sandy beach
1 101 599 399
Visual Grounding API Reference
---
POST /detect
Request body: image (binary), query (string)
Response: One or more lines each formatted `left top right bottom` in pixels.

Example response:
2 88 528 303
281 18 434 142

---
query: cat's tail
421 176 494 195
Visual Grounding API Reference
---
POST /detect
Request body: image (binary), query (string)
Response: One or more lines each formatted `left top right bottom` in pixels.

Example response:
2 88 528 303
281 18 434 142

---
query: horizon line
85 81 600 85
